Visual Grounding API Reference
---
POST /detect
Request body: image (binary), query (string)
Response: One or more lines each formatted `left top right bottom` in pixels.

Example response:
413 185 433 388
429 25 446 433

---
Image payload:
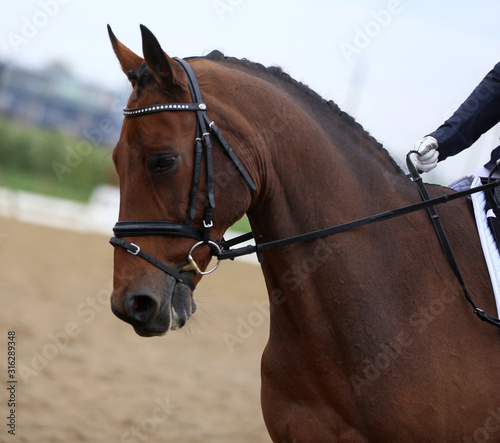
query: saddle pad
448 176 500 317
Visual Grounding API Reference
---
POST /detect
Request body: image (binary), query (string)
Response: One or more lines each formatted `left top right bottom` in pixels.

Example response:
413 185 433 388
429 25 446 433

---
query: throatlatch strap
205 117 257 196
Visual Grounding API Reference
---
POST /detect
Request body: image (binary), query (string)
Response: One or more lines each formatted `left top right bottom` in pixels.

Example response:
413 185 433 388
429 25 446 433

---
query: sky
1 0 500 184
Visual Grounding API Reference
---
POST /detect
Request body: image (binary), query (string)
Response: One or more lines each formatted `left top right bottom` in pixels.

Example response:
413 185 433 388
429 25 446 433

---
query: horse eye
155 156 177 172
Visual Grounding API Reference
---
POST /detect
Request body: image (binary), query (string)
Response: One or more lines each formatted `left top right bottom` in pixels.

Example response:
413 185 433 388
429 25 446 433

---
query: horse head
108 25 255 336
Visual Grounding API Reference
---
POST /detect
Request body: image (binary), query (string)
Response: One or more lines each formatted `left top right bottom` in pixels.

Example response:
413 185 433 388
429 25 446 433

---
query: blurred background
1 0 499 230
1 2 500 441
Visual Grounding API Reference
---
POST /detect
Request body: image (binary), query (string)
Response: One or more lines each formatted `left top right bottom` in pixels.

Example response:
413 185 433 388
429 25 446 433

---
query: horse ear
140 24 185 90
107 25 144 83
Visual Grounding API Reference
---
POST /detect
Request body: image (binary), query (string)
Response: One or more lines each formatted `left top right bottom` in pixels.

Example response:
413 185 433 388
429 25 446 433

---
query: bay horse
108 25 500 442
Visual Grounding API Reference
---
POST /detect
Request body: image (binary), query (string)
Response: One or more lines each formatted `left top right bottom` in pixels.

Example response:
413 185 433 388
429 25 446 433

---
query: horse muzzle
110 276 197 337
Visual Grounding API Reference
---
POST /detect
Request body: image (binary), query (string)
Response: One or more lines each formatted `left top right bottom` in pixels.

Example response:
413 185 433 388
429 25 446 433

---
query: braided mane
201 50 402 174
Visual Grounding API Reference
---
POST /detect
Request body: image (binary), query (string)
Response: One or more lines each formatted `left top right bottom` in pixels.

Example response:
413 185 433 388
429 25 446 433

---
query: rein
110 56 500 327
220 168 500 260
220 154 500 327
406 152 500 327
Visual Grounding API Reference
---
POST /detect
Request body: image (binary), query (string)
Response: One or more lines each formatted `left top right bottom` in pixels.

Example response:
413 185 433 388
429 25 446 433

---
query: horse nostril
126 294 159 324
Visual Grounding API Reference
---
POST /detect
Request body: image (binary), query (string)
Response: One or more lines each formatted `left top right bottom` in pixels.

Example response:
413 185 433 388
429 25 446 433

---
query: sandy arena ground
0 216 272 442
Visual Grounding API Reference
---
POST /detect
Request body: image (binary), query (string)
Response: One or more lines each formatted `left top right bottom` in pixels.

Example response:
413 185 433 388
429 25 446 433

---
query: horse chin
170 281 197 330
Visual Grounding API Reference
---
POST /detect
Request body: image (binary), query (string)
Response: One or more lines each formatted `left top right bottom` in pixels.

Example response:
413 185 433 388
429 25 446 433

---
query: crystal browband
123 103 206 116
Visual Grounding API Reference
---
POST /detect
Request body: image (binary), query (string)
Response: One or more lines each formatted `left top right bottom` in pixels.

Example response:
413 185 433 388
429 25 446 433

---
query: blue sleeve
429 62 500 162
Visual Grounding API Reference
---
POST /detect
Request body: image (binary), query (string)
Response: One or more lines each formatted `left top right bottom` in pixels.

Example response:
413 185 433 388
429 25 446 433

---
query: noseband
109 58 256 290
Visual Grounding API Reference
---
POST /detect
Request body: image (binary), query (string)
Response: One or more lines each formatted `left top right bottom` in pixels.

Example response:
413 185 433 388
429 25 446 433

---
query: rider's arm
430 61 500 162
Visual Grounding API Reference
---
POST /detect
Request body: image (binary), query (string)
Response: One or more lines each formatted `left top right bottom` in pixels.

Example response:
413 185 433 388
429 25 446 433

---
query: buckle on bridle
126 243 141 255
182 240 221 275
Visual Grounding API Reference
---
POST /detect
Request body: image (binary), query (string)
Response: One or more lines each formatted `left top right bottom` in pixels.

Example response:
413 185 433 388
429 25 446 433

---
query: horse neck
245 91 409 246
216 68 414 336
203 59 413 333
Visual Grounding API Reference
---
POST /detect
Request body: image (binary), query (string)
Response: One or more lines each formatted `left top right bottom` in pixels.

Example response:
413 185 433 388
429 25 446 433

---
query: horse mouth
111 278 197 337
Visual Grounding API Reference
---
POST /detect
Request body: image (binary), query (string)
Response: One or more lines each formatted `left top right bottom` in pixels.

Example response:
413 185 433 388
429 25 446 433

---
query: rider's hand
413 136 439 172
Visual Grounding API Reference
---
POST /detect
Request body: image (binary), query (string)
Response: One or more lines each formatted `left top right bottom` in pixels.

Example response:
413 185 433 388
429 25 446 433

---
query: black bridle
110 57 500 328
109 58 256 290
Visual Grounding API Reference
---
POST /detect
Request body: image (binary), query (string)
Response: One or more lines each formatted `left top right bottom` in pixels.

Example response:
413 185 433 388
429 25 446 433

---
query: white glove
413 136 439 172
